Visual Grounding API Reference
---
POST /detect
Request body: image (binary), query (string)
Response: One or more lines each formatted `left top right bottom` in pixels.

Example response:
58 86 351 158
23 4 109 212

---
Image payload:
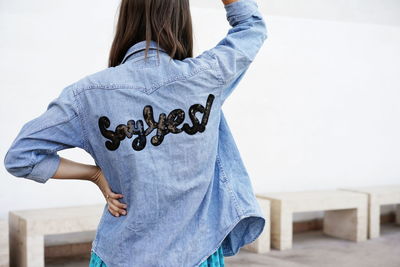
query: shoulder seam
207 50 227 86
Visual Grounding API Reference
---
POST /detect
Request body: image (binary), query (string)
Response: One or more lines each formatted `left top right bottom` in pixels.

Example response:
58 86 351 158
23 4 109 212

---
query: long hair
108 0 193 67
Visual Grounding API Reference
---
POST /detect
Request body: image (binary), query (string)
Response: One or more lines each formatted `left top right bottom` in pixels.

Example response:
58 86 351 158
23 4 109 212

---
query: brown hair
108 0 193 67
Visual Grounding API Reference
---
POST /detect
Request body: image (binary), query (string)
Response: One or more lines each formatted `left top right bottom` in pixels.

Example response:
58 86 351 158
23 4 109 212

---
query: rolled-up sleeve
3 85 87 184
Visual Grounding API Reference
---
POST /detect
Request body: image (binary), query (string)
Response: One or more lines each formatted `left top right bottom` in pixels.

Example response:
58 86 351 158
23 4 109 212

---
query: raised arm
197 0 268 103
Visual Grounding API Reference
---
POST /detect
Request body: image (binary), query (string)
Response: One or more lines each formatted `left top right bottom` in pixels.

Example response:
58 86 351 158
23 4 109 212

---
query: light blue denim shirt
4 0 267 266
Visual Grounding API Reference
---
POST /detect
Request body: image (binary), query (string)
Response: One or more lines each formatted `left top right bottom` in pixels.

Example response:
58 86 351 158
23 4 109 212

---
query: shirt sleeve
196 0 268 103
3 85 88 184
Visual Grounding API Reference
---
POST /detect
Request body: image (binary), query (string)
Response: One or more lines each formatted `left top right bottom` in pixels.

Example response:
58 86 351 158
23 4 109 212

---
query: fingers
108 202 127 217
106 193 128 217
108 205 121 217
113 199 128 209
109 192 123 199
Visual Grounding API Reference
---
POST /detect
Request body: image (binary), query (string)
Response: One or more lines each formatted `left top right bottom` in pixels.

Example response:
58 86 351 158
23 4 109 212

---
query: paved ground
46 223 400 267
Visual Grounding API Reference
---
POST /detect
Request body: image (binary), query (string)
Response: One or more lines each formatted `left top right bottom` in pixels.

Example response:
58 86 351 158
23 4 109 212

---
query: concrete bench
339 185 400 239
45 230 96 259
9 204 104 267
256 190 368 250
0 220 9 267
242 198 271 254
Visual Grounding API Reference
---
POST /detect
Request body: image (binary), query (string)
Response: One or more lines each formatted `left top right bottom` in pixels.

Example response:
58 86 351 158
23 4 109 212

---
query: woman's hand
90 167 128 217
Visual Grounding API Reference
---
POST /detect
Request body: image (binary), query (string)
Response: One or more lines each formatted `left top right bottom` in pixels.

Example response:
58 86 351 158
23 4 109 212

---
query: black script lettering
98 94 215 151
182 94 214 135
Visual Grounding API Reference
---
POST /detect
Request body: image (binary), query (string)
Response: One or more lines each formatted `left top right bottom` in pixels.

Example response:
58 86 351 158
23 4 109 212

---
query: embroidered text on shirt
98 94 215 151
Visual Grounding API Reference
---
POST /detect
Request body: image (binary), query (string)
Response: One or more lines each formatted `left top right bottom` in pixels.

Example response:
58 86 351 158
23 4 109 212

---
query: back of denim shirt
4 0 268 266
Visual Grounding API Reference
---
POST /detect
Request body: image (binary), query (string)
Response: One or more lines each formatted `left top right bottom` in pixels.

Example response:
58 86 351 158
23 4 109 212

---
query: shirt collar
121 40 167 64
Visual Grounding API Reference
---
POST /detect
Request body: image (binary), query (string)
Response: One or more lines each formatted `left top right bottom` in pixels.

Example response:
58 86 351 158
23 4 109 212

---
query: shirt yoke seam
73 63 216 96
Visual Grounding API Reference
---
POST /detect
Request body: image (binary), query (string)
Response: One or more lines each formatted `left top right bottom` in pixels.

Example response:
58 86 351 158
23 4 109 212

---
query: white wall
198 0 400 26
1 0 399 221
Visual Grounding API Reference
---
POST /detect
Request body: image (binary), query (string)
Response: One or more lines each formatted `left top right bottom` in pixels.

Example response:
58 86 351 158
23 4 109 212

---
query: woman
4 0 267 266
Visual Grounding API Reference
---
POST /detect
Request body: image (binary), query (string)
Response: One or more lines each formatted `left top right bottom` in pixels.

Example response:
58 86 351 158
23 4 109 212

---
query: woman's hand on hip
90 167 128 217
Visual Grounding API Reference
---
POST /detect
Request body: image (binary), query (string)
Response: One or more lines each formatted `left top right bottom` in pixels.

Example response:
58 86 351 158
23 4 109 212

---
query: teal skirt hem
89 246 225 267
198 246 225 267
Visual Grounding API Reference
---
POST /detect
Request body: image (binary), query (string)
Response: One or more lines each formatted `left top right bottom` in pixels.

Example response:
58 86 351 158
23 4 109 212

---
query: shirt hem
193 212 265 266
91 212 265 267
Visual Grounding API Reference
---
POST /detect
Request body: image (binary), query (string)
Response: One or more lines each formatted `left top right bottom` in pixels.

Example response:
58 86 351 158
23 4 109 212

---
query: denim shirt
4 0 267 266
